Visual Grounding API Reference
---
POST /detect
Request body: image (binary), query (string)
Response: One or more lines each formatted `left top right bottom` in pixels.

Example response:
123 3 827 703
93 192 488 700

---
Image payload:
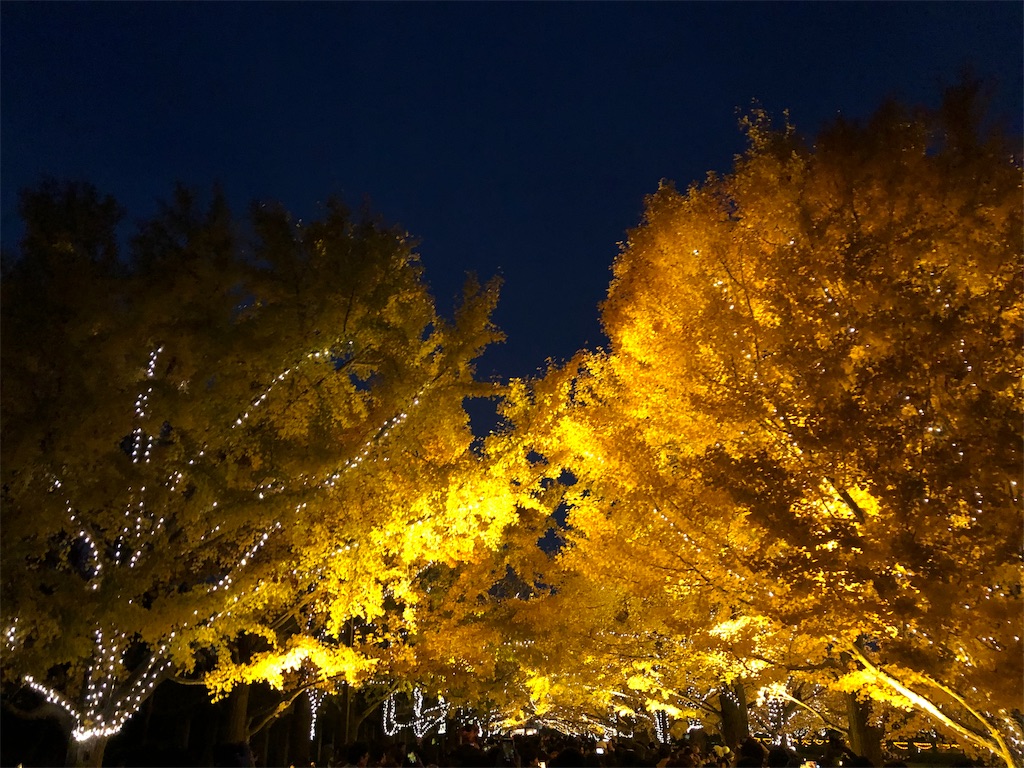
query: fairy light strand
308 688 327 741
654 710 670 744
383 688 449 738
17 344 430 745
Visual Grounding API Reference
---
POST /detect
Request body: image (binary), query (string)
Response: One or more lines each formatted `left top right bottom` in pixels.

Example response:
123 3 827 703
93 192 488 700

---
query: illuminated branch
653 709 670 743
830 483 866 525
744 650 837 674
756 684 845 734
849 644 1014 767
911 666 1017 767
247 683 316 738
24 639 172 743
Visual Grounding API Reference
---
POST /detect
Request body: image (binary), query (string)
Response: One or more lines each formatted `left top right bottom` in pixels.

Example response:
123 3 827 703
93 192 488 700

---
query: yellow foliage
626 674 653 692
709 616 759 641
646 700 684 719
206 635 379 699
845 487 881 518
501 89 1023 765
525 674 552 713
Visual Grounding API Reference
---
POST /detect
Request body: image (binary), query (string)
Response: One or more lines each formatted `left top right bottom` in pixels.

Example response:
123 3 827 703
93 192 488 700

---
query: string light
16 343 433 746
16 349 185 741
653 710 670 744
209 523 281 593
5 619 17 650
383 688 449 737
25 642 171 743
383 694 399 736
308 688 327 741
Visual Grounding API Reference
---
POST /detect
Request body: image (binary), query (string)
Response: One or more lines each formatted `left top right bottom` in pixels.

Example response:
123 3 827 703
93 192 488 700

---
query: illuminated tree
1 182 507 764
493 358 770 746
540 86 1021 764
0 181 189 767
331 426 567 735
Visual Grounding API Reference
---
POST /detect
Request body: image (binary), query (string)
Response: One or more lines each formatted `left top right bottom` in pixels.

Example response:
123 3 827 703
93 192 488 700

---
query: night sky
3 2 1021 381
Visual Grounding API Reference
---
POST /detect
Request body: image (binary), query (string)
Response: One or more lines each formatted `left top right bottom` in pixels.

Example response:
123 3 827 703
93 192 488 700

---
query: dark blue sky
3 2 1021 381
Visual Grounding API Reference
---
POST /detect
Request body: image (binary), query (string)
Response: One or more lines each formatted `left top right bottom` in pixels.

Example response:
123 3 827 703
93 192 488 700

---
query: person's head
348 741 370 767
212 742 252 767
765 746 790 767
737 737 766 765
843 756 874 767
551 747 586 767
368 743 388 767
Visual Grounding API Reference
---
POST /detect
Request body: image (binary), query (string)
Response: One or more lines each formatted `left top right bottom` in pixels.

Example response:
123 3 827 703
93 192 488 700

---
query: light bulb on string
20 344 434 747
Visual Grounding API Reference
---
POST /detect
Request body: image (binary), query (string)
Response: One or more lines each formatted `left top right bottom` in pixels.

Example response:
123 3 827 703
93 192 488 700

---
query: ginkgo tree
463 86 1018 763
503 358 893 751
508 85 1022 765
494 355 775 740
273 407 572 744
0 181 511 765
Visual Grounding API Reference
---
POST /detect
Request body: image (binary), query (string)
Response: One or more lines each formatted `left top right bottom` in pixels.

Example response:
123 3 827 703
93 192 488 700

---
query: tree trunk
176 714 192 753
141 693 154 744
269 711 291 768
718 681 749 750
224 683 251 744
337 691 351 749
65 736 107 768
344 681 353 745
289 698 312 767
353 690 392 744
257 724 271 768
845 692 884 767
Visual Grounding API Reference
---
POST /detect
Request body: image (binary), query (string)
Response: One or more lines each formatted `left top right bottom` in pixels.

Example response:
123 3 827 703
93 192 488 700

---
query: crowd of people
322 725 920 768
